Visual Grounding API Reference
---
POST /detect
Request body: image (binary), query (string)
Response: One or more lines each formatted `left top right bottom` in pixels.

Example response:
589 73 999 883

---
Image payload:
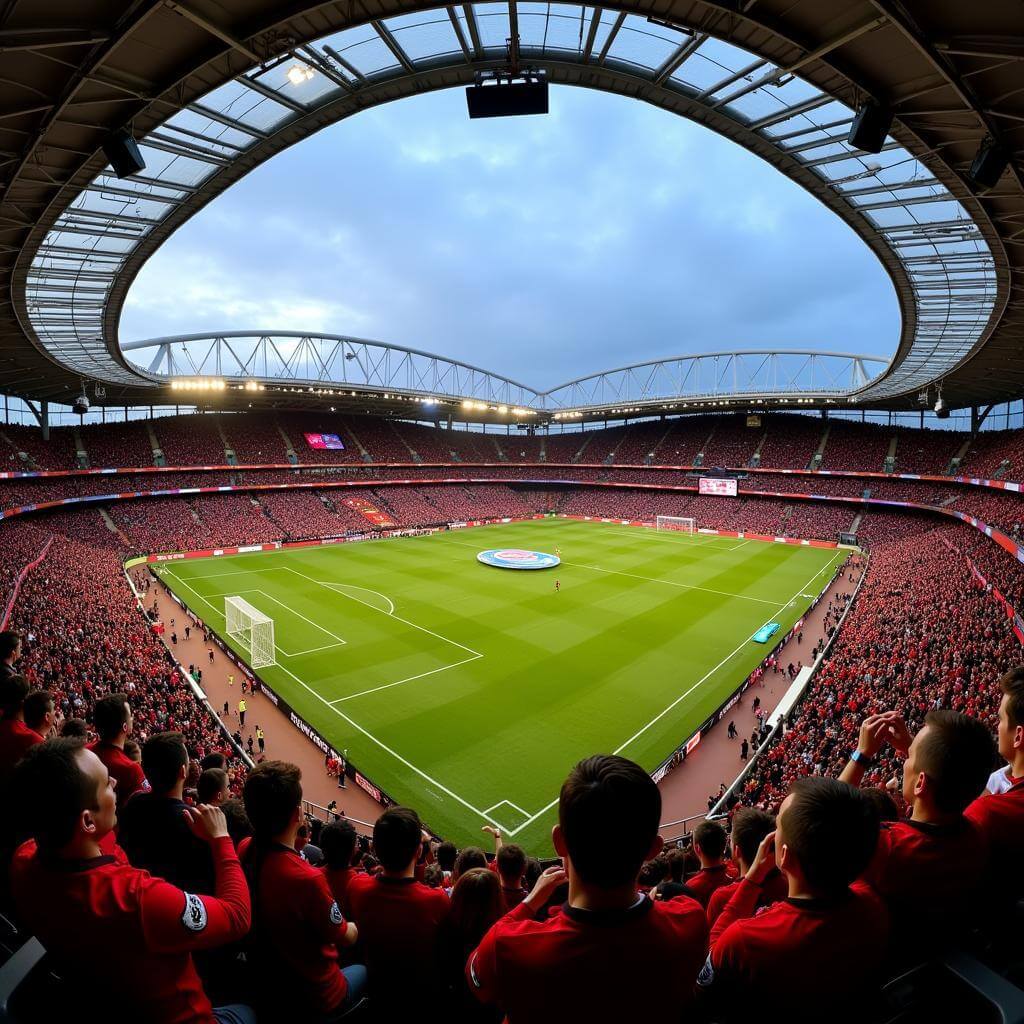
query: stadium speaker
847 102 893 154
101 130 146 179
969 138 1009 189
466 80 549 119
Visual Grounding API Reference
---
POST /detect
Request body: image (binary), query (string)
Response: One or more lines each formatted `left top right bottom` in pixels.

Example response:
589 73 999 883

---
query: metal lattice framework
2 2 1021 412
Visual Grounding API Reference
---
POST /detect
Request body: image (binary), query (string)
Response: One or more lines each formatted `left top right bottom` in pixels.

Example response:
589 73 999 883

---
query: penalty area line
329 653 482 704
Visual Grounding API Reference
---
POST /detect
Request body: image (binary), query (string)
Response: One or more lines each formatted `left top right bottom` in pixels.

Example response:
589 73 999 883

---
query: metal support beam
371 20 415 74
462 4 483 58
164 1 261 63
653 32 706 86
596 11 625 65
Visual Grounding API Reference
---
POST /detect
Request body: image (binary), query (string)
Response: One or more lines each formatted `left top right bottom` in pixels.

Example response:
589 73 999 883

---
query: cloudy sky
121 84 899 390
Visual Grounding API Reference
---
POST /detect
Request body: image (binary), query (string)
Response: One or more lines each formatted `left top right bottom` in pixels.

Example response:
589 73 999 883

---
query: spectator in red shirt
840 708 993 955
0 674 43 781
198 768 230 807
240 760 363 1021
320 817 361 917
706 808 785 927
11 737 252 1024
89 692 146 808
685 819 734 907
481 826 528 910
346 806 451 1016
0 629 21 681
467 754 708 1023
23 688 59 739
700 777 887 1023
966 666 1024 904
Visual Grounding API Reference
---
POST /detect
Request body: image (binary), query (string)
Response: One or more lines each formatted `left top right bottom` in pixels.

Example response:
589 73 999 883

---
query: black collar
38 852 116 873
376 874 417 885
785 889 854 913
562 895 652 926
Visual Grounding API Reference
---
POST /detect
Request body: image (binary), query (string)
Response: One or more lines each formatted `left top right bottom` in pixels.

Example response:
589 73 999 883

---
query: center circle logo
477 548 560 570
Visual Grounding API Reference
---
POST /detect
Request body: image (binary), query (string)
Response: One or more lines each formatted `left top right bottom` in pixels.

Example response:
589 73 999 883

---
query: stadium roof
0 1 1021 417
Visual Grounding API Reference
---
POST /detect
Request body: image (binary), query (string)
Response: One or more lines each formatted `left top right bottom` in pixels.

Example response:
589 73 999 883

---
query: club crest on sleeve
182 892 208 932
329 901 343 926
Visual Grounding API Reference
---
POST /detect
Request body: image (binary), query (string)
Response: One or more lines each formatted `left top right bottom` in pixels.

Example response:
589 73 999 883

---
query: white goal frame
224 595 276 669
656 516 696 535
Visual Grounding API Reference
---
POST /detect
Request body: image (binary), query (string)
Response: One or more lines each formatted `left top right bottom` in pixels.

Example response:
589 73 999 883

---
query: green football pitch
156 519 844 852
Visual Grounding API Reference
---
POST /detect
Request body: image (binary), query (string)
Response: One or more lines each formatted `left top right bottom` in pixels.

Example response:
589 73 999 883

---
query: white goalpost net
656 516 696 535
224 596 276 669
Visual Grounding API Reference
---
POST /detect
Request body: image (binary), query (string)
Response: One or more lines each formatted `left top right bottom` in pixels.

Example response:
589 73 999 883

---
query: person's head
996 666 1024 768
524 856 543 889
423 863 443 889
243 760 303 841
496 843 527 886
13 739 117 853
638 855 668 888
372 806 423 874
862 787 900 822
23 690 55 735
60 718 88 740
220 797 252 846
93 693 132 744
665 847 687 882
200 752 227 772
554 754 662 888
729 808 777 871
320 818 358 870
0 674 29 717
449 868 504 945
693 819 728 865
776 777 879 898
902 710 995 816
436 840 457 873
123 740 142 764
453 846 487 882
0 630 21 665
197 767 229 806
141 731 188 795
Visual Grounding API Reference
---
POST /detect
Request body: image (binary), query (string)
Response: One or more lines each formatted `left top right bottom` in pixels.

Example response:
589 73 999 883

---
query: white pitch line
729 539 753 551
283 642 346 657
242 588 348 648
503 551 845 837
313 581 396 616
329 653 481 704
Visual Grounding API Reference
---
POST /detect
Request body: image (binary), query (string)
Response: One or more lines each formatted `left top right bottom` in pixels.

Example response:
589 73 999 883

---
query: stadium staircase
387 421 419 462
216 418 237 466
0 430 35 471
339 419 373 463
145 422 165 466
276 418 299 465
947 437 972 476
570 432 596 464
71 427 87 468
810 423 830 470
650 420 678 464
749 429 769 468
694 423 717 468
884 434 898 474
489 435 507 461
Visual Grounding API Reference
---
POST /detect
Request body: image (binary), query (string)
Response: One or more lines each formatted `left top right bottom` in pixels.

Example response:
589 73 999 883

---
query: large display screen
699 476 738 497
304 432 345 450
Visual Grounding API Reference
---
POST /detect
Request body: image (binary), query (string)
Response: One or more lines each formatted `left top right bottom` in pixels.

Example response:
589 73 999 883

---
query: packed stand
79 420 156 469
154 415 230 465
819 420 893 472
0 423 78 471
224 417 290 465
698 415 763 468
755 414 824 469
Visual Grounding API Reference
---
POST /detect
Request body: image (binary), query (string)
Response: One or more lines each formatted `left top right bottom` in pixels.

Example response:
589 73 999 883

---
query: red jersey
89 740 146 806
11 836 249 1024
966 776 1024 899
706 870 787 927
861 818 987 950
468 894 708 1023
346 873 450 1013
685 863 735 907
703 879 888 1022
0 717 42 780
322 864 361 918
239 839 352 1016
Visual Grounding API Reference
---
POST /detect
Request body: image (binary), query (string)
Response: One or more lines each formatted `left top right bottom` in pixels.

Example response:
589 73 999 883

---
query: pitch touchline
502 551 845 837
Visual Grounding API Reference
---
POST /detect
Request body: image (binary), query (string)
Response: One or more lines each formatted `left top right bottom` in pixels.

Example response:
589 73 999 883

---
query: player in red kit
10 738 252 1024
555 579 560 592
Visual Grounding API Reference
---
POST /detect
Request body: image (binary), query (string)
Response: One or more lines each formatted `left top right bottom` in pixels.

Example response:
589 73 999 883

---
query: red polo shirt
11 835 249 1024
468 894 707 1022
89 740 146 806
685 863 735 908
703 879 888 1020
706 870 788 927
239 839 352 1016
966 776 1024 899
322 864 361 918
0 717 42 780
346 873 450 1013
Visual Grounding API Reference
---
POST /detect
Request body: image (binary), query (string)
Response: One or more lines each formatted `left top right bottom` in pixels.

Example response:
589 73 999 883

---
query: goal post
224 595 276 669
656 516 696 536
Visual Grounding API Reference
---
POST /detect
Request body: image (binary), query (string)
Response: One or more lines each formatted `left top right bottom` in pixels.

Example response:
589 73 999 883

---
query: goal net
656 516 696 535
224 596 276 669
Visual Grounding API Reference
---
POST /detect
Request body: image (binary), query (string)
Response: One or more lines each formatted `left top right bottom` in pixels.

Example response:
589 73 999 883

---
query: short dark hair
13 738 95 852
59 718 88 740
0 630 21 660
93 693 130 742
23 690 54 733
1000 666 1024 729
454 846 487 880
730 807 776 866
916 710 995 814
221 797 252 845
693 819 728 860
862 787 900 822
0 674 29 716
559 754 661 887
320 819 358 870
436 840 457 872
141 731 188 793
372 807 422 873
197 767 228 804
243 760 302 838
781 777 879 896
496 843 526 883
666 847 687 882
200 752 227 772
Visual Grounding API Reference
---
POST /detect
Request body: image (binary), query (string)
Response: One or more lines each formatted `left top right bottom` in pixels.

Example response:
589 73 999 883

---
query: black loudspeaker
102 130 146 179
466 80 549 119
969 139 1009 189
847 102 893 154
